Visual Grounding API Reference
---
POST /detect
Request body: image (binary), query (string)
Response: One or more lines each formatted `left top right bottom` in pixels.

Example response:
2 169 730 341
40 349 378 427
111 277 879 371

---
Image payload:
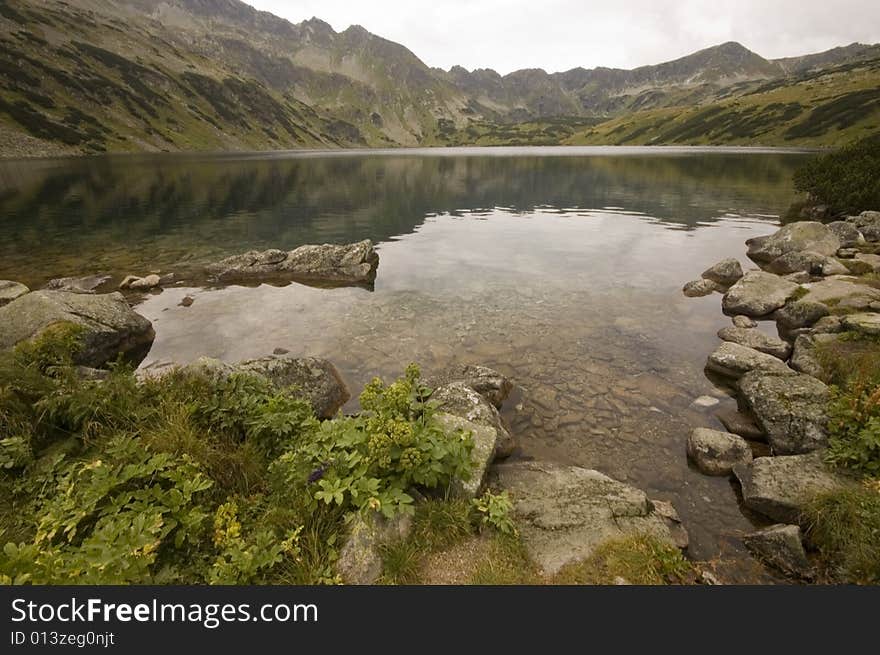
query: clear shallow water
1 147 815 580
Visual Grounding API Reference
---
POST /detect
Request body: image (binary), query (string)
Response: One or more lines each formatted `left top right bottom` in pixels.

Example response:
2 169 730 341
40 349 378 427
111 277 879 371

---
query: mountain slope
0 0 878 156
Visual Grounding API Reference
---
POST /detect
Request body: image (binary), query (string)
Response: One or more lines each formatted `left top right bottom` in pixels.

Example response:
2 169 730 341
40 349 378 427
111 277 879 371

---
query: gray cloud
247 0 880 74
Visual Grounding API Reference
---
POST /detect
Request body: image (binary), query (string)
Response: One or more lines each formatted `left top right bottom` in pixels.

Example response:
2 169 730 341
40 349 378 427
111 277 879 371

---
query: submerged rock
742 524 811 577
734 453 854 523
493 461 678 575
701 258 743 287
706 342 794 379
738 371 829 455
714 407 765 441
0 280 29 307
207 240 379 287
686 427 752 476
46 274 112 294
683 278 721 297
0 290 154 368
746 222 840 263
722 271 800 317
717 326 791 360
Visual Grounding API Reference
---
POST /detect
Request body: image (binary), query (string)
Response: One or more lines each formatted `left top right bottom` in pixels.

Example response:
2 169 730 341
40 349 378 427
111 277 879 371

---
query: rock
706 342 795 379
773 300 829 331
207 240 379 286
119 275 140 289
272 347 289 355
827 221 865 248
426 364 512 409
810 315 845 334
732 315 757 328
783 271 812 284
742 524 811 577
746 222 840 263
683 278 721 297
765 250 828 276
738 371 829 455
820 258 850 277
733 452 855 523
430 382 515 457
649 499 689 550
836 248 858 259
0 290 154 368
129 274 162 290
789 334 833 379
853 252 880 272
0 280 29 307
74 366 111 381
841 312 880 336
336 511 413 584
721 271 800 317
847 210 880 241
435 413 497 499
686 428 753 476
715 407 765 441
800 276 880 307
701 258 743 287
690 395 720 410
237 356 350 419
493 461 678 575
717 326 791 360
45 274 112 294
179 296 194 307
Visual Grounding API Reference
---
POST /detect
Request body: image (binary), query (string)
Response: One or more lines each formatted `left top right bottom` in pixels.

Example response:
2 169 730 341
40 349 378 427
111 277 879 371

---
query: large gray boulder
0 290 154 367
435 413 497 500
746 222 840 263
847 210 880 241
789 334 831 379
686 428 753 476
722 271 800 317
742 524 811 577
701 258 743 287
706 342 795 380
765 250 828 276
733 453 855 523
426 364 513 409
717 326 791 360
738 371 830 455
493 461 679 575
841 312 880 336
773 300 829 331
0 280 29 307
800 277 880 307
827 221 865 248
430 381 515 457
206 240 379 286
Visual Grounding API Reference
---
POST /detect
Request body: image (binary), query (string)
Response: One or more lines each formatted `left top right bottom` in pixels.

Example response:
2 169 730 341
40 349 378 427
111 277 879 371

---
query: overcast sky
245 0 880 74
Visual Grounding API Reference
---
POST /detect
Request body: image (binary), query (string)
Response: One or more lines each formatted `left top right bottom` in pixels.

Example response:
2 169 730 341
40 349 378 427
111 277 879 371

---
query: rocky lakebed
4 210 880 583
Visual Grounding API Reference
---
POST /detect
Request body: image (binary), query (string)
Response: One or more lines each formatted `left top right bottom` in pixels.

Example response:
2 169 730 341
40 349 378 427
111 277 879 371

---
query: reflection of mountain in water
0 149 811 285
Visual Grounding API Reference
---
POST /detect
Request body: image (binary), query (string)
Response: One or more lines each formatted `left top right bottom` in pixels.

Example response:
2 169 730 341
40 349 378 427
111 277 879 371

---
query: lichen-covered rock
738 371 830 455
426 364 512 409
841 312 880 336
686 428 753 476
46 274 112 294
746 222 840 263
800 277 880 307
701 258 743 287
706 342 795 379
683 278 721 297
336 511 413 584
717 326 791 360
733 453 855 523
742 524 811 577
765 250 828 276
722 271 800 317
827 221 865 248
0 290 154 367
732 315 757 328
0 280 29 307
237 355 350 418
847 210 880 242
430 381 515 457
207 240 379 286
773 300 830 331
435 413 497 499
493 461 678 575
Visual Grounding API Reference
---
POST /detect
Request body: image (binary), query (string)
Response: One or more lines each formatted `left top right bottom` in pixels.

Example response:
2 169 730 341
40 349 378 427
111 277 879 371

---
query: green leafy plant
825 378 880 477
471 490 516 535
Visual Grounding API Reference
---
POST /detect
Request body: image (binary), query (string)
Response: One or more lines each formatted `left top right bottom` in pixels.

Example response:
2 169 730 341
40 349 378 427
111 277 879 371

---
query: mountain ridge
0 0 878 156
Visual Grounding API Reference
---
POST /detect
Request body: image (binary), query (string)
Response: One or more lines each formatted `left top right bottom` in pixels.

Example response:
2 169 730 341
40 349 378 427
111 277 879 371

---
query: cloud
246 0 880 74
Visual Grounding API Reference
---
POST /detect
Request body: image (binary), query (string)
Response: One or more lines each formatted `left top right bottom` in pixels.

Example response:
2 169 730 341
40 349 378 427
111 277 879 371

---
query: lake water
0 146 816 580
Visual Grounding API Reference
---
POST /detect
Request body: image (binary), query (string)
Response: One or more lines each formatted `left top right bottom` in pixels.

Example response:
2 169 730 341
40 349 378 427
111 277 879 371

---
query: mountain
0 0 879 157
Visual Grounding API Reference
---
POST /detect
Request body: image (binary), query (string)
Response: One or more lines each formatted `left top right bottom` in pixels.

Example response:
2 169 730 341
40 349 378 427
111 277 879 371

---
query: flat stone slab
0 280 29 307
738 371 829 455
687 427 752 476
722 271 800 317
841 312 880 335
734 453 855 524
706 342 795 379
717 326 791 360
800 277 880 306
493 461 676 575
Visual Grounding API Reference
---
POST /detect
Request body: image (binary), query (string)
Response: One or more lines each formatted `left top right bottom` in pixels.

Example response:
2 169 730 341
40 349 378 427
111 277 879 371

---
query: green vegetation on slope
792 134 880 214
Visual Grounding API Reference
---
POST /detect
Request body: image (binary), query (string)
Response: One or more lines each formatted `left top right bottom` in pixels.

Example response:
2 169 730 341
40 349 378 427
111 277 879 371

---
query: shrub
792 134 880 215
825 377 880 477
471 490 516 535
